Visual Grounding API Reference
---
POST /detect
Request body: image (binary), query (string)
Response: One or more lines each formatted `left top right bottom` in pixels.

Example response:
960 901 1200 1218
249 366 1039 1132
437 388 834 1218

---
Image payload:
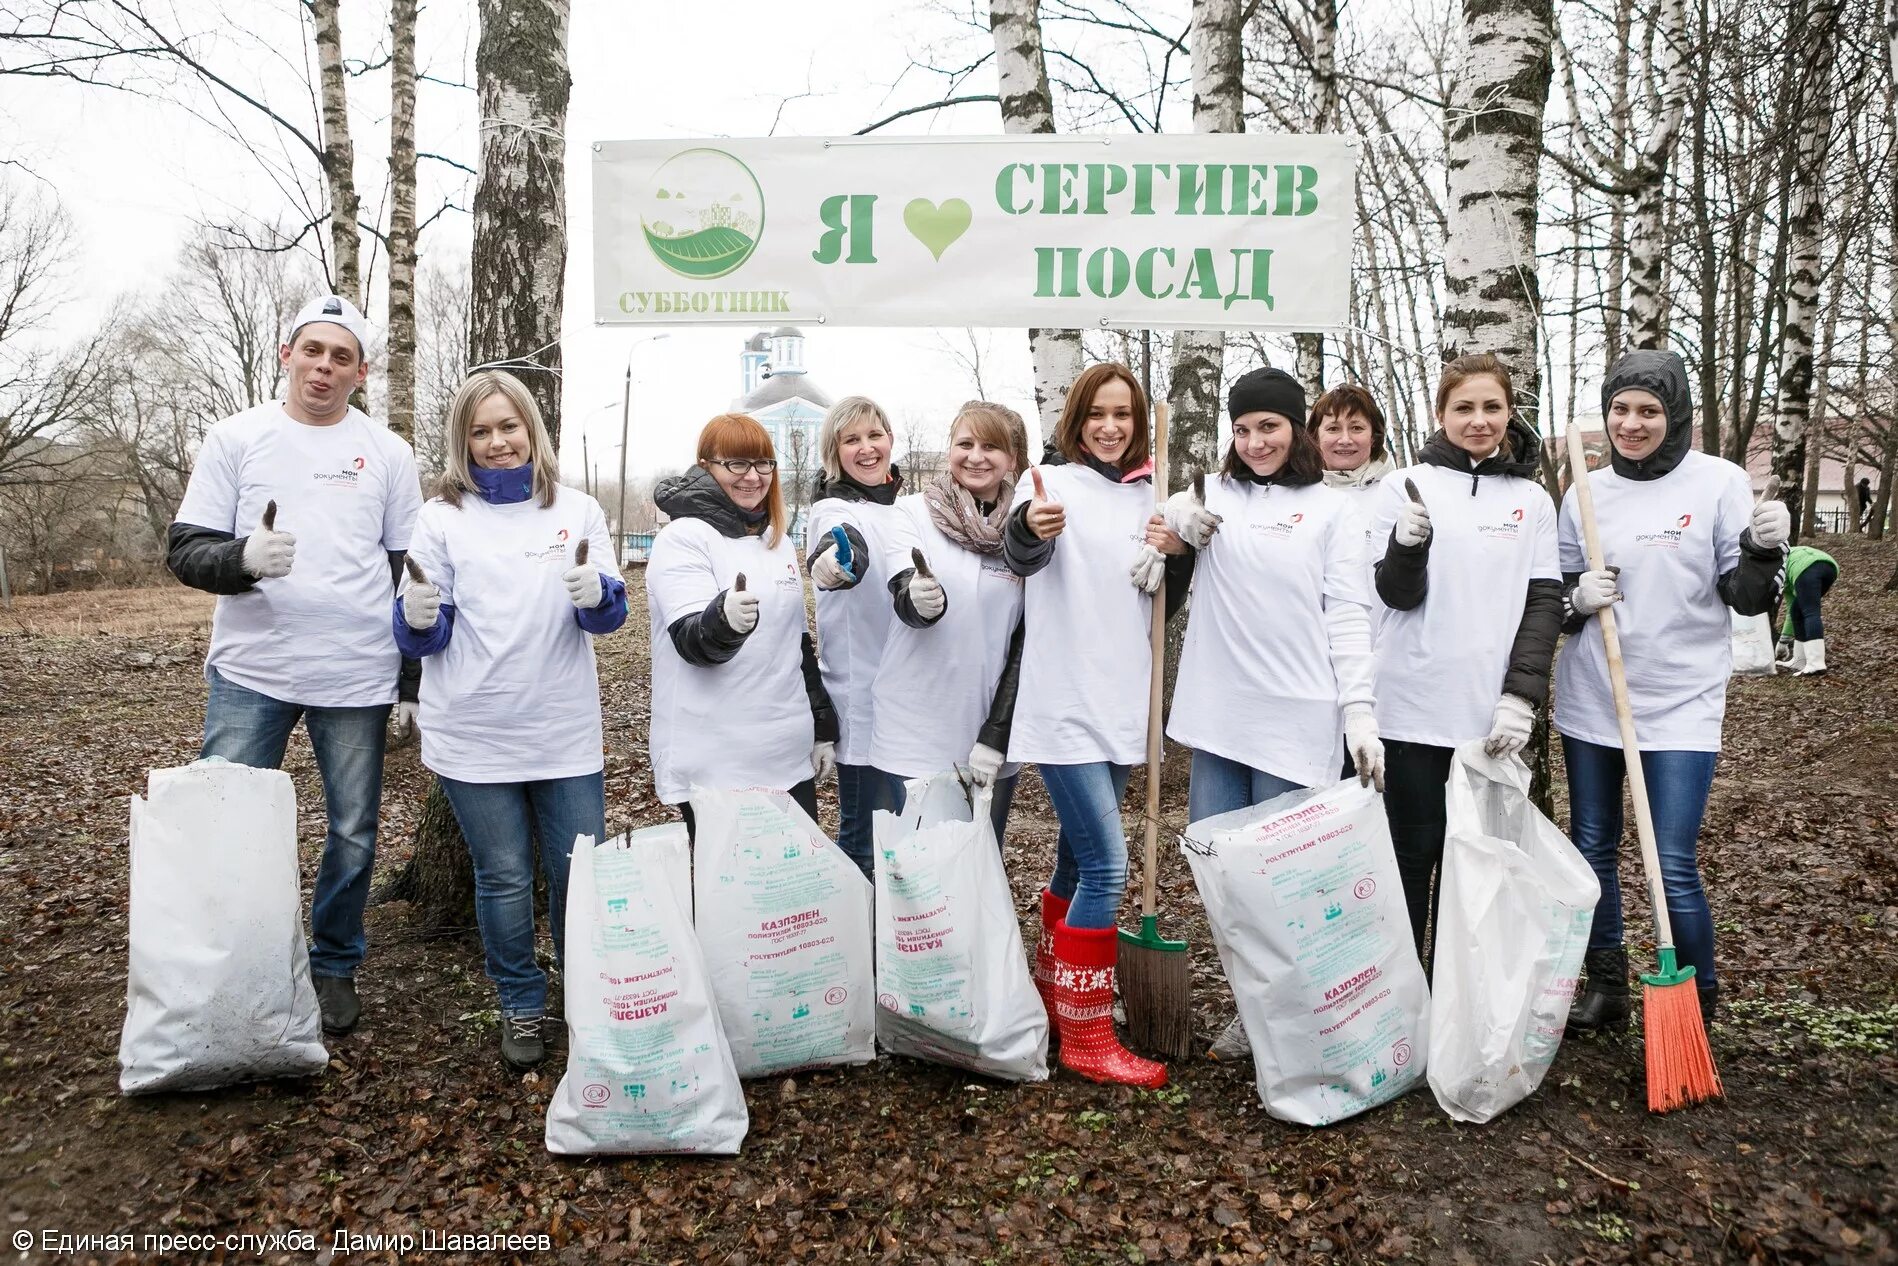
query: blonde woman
394 370 626 1069
804 395 904 875
646 413 839 832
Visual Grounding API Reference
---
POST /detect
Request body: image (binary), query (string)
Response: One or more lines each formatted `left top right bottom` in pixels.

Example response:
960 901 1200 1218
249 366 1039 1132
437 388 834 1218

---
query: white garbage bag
1730 610 1776 675
872 773 1048 1081
690 787 876 1077
1181 779 1429 1125
1428 743 1601 1124
118 760 328 1094
546 824 747 1155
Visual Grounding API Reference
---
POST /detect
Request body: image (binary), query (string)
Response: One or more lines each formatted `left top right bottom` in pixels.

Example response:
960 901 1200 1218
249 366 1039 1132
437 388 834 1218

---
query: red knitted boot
1050 919 1168 1088
1035 890 1068 1044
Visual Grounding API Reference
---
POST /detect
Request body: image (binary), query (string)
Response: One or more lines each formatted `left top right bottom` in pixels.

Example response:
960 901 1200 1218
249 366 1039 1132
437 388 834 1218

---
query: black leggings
1789 561 1837 641
679 779 820 843
1380 739 1456 970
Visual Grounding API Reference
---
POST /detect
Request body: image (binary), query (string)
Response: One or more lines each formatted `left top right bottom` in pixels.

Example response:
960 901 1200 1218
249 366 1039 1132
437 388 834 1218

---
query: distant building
732 327 831 535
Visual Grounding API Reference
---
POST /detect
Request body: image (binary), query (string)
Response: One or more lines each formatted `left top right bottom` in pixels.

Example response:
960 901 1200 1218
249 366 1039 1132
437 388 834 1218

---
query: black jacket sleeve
1373 529 1430 611
975 616 1027 753
1003 503 1056 577
1501 578 1564 706
808 522 870 586
666 588 752 667
1717 530 1786 617
388 551 421 704
887 566 946 628
1163 550 1196 621
1559 570 1589 635
801 631 840 743
166 522 255 596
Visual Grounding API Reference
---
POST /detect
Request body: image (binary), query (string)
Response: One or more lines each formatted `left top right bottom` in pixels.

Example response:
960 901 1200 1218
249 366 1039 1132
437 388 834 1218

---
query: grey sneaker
500 1013 546 1070
1208 1016 1251 1062
313 975 360 1035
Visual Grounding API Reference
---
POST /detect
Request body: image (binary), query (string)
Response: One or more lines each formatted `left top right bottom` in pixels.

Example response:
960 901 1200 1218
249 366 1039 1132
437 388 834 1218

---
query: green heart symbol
903 198 971 262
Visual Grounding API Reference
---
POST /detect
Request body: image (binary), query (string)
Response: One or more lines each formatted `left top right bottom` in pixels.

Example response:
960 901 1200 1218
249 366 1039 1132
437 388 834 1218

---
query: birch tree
385 0 420 445
308 0 361 305
991 0 1084 432
1293 0 1338 398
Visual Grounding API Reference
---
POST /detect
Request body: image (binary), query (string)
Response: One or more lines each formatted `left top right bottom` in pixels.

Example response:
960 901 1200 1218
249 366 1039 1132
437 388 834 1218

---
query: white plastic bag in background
1428 743 1601 1124
690 787 876 1077
1730 610 1776 675
118 760 328 1094
872 773 1048 1081
1181 779 1429 1126
546 824 747 1155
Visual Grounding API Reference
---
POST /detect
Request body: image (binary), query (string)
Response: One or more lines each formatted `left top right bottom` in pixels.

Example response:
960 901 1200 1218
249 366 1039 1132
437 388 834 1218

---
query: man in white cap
167 294 424 1036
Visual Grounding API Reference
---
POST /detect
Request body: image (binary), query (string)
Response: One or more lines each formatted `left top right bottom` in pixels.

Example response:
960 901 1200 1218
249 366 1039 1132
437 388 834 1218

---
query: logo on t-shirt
1677 513 1693 528
524 530 574 564
312 463 362 491
1511 507 1525 521
778 560 800 590
353 455 366 470
557 528 571 542
1249 514 1303 539
1635 513 1694 549
1478 509 1524 541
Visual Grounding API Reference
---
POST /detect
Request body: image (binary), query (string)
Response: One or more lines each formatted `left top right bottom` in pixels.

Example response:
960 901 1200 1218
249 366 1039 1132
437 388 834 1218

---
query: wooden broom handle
1564 425 1674 949
1142 403 1169 920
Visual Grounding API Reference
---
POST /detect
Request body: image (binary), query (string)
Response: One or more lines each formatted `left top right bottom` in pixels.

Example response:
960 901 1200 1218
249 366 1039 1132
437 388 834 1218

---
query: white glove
1750 499 1791 550
1571 566 1621 616
562 565 604 610
388 701 419 745
242 511 296 578
722 583 759 635
811 740 837 782
1129 543 1166 593
1342 702 1384 792
908 572 946 619
1394 499 1432 548
403 579 442 630
1483 694 1536 759
1163 488 1222 549
810 549 856 591
967 742 1004 789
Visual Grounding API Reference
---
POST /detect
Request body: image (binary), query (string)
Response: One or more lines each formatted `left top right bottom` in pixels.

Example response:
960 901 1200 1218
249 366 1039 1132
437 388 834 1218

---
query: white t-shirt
1006 463 1156 766
646 519 815 804
1168 478 1367 788
1328 474 1390 640
1554 450 1751 752
805 495 903 766
174 403 422 708
405 487 622 782
866 495 1026 779
1366 461 1561 747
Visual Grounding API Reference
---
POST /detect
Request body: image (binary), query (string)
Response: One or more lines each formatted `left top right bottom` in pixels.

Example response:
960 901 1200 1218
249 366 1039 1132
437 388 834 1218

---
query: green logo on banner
641 148 764 279
903 197 971 261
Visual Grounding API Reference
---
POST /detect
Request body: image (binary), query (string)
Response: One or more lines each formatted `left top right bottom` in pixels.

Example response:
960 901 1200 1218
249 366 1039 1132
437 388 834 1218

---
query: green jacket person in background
1778 545 1839 676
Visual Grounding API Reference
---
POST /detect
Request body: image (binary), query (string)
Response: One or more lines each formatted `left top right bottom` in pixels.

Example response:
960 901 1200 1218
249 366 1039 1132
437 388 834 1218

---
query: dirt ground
2 539 1894 1265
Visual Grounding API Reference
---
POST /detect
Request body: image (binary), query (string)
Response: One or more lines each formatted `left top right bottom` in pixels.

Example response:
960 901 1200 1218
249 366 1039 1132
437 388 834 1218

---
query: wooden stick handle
1143 403 1169 921
1565 425 1674 949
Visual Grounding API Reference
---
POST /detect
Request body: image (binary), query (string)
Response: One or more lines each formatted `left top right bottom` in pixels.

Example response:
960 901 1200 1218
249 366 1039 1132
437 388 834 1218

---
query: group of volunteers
167 293 1796 1086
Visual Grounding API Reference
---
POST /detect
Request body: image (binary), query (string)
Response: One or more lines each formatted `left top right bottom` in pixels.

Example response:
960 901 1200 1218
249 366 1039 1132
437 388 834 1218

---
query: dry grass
2 586 214 638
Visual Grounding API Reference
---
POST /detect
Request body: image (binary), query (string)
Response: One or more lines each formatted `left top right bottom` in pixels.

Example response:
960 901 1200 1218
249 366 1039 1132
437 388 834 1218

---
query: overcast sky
4 0 1216 477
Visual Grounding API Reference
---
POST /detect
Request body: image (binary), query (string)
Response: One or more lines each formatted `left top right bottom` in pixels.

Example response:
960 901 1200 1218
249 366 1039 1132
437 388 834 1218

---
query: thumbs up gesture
242 499 296 579
906 547 946 620
1162 471 1222 548
401 555 442 630
1395 477 1432 547
722 570 759 635
562 537 604 610
1025 468 1065 541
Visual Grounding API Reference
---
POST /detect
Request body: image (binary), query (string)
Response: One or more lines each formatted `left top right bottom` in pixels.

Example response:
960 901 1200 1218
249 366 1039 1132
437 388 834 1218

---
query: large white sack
118 760 328 1094
546 824 747 1155
690 787 876 1077
873 773 1048 1081
1428 744 1600 1124
1730 610 1776 675
1181 779 1429 1126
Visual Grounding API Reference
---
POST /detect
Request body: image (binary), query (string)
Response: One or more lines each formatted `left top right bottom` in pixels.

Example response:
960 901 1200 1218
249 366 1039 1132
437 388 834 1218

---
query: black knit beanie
1227 367 1306 425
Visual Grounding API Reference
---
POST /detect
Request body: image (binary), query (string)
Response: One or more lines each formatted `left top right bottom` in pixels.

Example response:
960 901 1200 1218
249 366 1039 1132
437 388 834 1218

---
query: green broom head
1639 945 1696 989
1120 913 1186 953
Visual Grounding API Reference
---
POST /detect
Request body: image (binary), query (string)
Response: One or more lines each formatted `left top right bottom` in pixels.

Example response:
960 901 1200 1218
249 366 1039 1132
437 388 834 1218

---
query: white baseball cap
285 295 372 358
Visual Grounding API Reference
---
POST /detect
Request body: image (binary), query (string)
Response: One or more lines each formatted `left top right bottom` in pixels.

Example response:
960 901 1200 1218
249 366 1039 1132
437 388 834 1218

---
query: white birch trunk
1291 0 1339 401
309 0 360 304
991 0 1082 436
1625 0 1690 349
386 0 419 444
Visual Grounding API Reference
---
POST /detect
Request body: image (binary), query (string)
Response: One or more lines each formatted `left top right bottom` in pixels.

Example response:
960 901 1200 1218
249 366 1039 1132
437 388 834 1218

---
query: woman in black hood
1553 349 1788 1030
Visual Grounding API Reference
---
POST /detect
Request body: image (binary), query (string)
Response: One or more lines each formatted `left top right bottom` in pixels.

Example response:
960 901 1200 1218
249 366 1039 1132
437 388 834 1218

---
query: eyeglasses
709 458 777 476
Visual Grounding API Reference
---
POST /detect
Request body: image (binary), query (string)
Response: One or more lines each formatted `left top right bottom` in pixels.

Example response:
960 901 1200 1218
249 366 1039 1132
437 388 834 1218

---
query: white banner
592 134 1356 332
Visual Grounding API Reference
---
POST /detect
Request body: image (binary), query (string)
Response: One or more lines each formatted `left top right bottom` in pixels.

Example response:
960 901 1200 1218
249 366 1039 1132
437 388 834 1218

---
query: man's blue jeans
835 763 896 880
1040 762 1133 930
1186 749 1305 825
438 772 604 1017
1562 737 1719 989
200 668 389 980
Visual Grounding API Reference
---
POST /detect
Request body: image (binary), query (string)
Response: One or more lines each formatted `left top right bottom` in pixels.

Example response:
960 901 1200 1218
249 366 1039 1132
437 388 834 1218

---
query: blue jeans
1187 749 1305 824
835 763 896 879
438 772 604 1016
869 767 1020 850
1041 762 1133 930
1562 737 1719 989
200 668 389 979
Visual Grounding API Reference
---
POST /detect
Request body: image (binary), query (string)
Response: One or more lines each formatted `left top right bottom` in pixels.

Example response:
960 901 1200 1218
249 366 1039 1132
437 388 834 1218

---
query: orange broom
1565 425 1722 1112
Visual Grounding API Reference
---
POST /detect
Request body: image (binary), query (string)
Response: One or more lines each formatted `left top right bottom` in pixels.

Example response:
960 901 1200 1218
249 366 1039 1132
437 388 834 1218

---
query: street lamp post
616 334 670 562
